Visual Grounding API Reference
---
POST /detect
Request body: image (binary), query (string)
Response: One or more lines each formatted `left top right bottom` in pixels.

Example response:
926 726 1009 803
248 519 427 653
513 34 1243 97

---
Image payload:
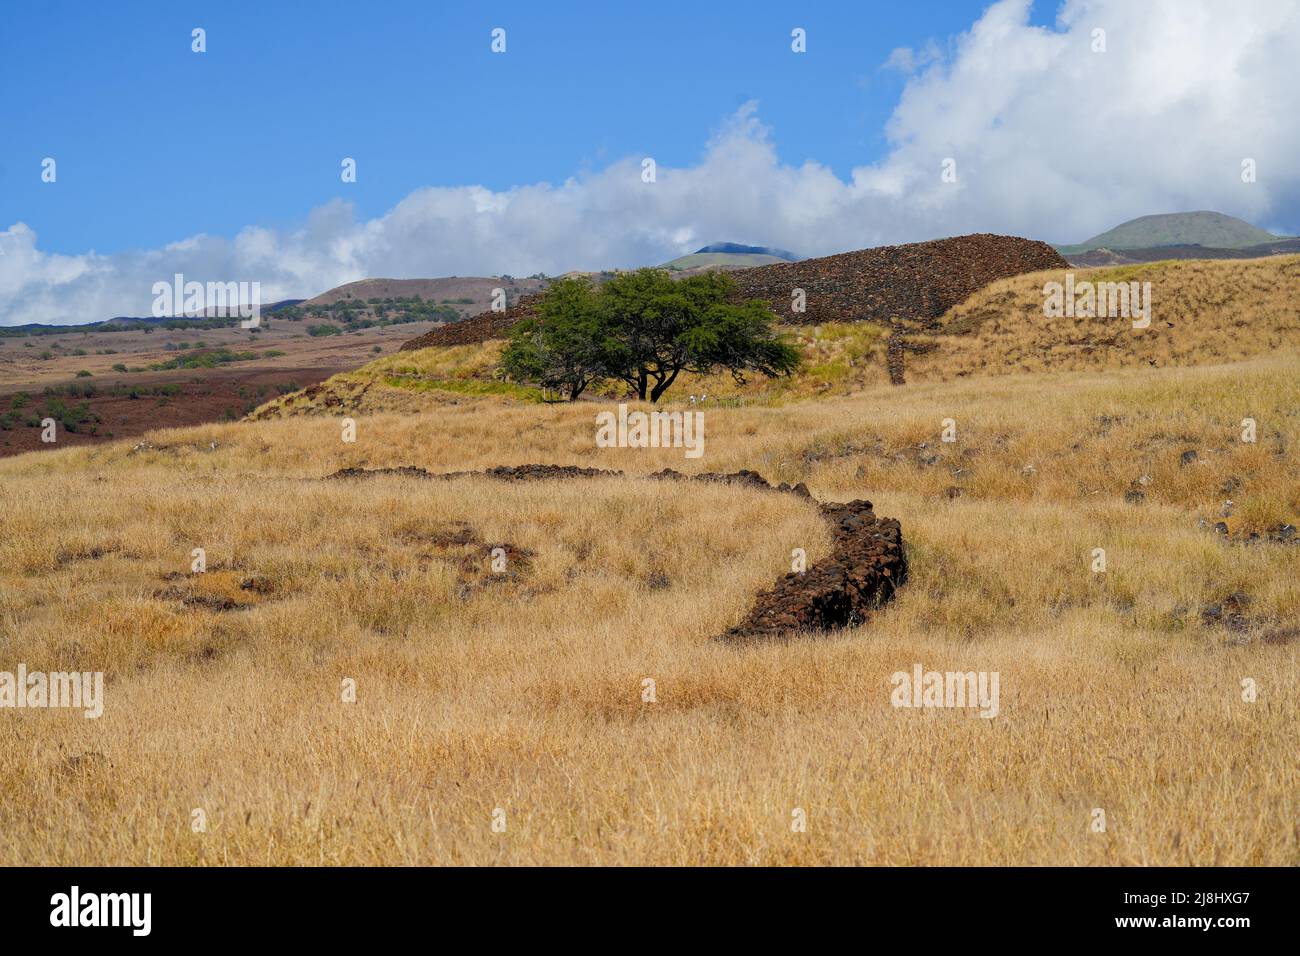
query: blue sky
1 0 1296 324
2 0 1052 256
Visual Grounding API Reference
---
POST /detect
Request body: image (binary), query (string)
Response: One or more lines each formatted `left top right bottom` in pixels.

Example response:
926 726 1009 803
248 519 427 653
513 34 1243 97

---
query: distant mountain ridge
301 276 547 308
694 242 801 261
1058 211 1283 254
0 300 304 336
657 241 804 272
1065 237 1300 267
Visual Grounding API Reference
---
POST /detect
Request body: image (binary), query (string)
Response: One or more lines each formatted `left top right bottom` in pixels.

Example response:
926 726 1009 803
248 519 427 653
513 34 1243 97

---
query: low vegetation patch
148 348 260 371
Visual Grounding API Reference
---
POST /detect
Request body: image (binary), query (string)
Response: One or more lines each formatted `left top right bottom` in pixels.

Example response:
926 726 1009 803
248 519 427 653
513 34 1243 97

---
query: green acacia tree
502 268 800 403
500 276 608 401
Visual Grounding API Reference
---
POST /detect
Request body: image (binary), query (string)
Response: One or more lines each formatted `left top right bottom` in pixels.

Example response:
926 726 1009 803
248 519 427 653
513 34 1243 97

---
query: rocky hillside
401 233 1067 350
728 233 1066 326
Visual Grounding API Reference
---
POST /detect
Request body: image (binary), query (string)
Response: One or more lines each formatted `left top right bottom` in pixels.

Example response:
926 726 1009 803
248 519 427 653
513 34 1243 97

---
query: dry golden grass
247 339 543 421
924 254 1300 379
1 335 1297 864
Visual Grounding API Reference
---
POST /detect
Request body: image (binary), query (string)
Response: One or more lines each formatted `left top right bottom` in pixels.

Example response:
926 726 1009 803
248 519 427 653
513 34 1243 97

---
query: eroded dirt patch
413 521 537 600
155 569 279 612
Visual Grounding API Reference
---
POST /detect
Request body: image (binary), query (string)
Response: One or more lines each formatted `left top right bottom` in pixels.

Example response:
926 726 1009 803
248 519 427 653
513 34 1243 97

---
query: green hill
660 252 790 271
1058 211 1281 254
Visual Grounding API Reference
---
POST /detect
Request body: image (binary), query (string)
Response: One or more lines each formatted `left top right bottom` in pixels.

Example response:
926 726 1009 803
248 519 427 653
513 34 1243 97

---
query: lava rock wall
400 233 1067 350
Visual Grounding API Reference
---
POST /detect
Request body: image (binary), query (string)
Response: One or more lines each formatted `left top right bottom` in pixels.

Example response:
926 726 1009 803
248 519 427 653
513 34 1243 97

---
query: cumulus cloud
3 0 1297 325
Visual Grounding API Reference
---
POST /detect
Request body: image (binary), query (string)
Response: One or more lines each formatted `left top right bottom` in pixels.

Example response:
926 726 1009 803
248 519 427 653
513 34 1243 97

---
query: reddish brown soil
0 365 341 458
0 315 449 459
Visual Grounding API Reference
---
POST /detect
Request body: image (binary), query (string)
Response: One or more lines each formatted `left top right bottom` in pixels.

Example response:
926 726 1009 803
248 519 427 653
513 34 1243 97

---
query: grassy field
2 331 1297 863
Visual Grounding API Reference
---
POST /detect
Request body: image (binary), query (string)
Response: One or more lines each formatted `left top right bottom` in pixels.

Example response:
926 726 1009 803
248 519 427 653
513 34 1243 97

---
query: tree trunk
649 367 681 403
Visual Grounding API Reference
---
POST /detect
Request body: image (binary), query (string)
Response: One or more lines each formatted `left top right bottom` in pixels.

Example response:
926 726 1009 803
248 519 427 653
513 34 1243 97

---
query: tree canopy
500 269 800 402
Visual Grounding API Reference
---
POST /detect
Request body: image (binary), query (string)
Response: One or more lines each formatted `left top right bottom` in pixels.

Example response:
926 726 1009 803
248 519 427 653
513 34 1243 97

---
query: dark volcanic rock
727 233 1066 327
720 499 907 642
450 464 623 482
328 465 439 480
649 468 811 497
1201 591 1252 632
328 463 623 482
399 233 1067 350
400 296 543 351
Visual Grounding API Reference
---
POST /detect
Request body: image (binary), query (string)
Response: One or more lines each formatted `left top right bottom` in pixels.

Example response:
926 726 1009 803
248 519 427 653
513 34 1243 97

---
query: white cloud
882 40 943 75
3 0 1298 325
